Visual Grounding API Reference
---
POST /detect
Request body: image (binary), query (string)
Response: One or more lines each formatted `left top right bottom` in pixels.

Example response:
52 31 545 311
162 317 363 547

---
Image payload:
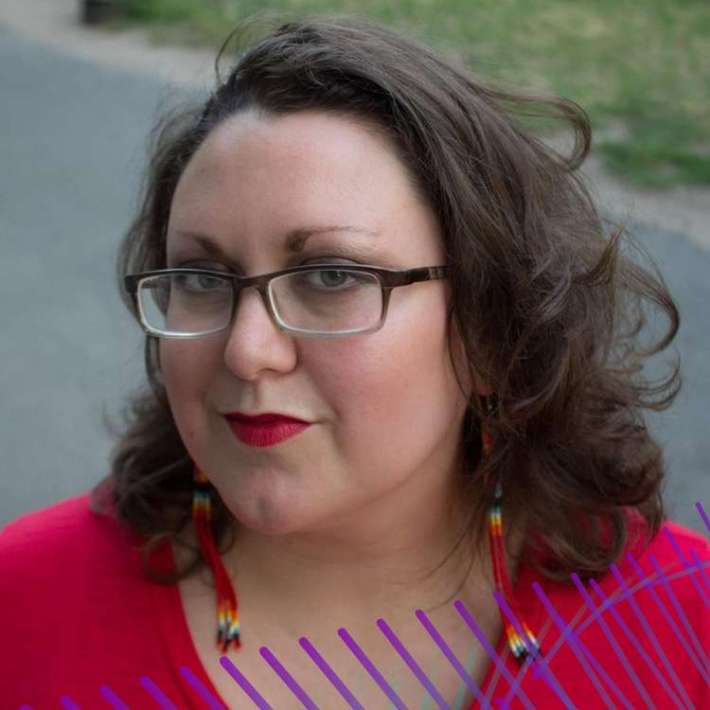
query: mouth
224 413 312 448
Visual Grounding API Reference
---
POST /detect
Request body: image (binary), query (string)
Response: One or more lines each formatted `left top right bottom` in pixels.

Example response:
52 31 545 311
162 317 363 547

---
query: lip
224 413 311 448
224 412 310 425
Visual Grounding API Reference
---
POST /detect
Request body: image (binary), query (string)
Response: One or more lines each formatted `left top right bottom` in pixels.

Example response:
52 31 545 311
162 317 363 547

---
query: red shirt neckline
147 535 547 708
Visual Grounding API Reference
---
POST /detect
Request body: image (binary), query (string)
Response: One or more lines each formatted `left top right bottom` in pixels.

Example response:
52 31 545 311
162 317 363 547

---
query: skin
160 110 503 704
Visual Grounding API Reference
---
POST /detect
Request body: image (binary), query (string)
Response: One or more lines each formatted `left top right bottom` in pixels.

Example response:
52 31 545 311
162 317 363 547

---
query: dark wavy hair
91 15 680 589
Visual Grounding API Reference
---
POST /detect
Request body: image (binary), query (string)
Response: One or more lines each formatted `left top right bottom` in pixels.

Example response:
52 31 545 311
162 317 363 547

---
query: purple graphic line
453 599 535 710
570 573 655 708
338 627 407 710
18 706 33 710
534 585 635 710
493 592 575 710
636 554 710 684
689 549 710 590
377 617 448 709
492 594 543 702
179 666 227 710
498 658 535 710
414 608 491 709
663 528 710 606
559 562 707 665
59 698 80 710
219 656 272 709
696 501 710 533
534 583 631 707
460 556 708 710
603 567 689 708
139 675 178 710
260 646 318 709
531 582 618 710
298 636 364 710
99 686 130 710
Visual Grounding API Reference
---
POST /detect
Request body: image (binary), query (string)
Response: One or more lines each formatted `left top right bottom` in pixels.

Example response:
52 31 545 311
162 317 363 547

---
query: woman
2 16 707 709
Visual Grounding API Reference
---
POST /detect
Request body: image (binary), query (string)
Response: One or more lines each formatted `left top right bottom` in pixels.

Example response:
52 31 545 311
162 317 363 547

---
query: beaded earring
192 467 241 652
482 396 541 662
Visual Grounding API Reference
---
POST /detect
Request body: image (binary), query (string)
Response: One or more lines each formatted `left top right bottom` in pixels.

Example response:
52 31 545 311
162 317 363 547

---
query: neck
175 472 528 641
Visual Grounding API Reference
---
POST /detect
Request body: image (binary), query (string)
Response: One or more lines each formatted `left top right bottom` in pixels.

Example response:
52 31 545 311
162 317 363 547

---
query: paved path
0 13 707 533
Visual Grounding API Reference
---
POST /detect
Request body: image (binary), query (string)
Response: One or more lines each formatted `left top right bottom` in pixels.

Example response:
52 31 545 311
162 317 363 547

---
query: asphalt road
1 25 708 534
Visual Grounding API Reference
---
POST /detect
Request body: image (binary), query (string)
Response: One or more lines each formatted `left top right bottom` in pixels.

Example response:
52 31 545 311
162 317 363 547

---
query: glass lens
137 268 383 336
138 272 232 335
270 268 383 333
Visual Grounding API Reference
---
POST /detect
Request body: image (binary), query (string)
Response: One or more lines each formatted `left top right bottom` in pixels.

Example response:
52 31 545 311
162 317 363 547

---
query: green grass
113 0 710 188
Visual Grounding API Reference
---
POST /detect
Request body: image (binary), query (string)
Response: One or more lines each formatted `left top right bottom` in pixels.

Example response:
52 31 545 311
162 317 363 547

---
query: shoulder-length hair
92 15 679 588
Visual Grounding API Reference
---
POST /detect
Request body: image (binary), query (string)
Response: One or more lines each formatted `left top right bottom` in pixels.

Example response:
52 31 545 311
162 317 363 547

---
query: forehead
168 109 441 256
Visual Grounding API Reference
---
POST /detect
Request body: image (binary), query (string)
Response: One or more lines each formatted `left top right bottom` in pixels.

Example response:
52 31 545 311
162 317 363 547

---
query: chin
223 488 315 536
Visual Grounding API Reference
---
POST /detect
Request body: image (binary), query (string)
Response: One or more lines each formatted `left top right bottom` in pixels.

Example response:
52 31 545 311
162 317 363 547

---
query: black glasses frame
124 263 449 339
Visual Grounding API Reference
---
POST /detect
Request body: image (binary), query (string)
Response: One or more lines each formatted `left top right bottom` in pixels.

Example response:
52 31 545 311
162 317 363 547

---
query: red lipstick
224 412 311 448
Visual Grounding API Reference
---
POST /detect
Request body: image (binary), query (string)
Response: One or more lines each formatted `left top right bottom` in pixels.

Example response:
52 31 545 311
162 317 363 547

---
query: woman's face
162 109 473 538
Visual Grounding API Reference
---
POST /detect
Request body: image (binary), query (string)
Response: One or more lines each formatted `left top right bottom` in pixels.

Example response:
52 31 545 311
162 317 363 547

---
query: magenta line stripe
99 686 130 710
338 627 407 710
538 582 636 710
493 592 576 710
689 549 710 589
561 564 706 660
59 697 80 710
531 582 618 710
414 608 491 709
259 646 318 709
298 636 364 710
557 632 632 710
662 528 710 606
179 666 228 710
570 574 655 708
516 564 706 710
636 554 710 683
603 567 689 708
139 675 178 710
18 706 33 710
376 618 448 709
453 599 535 710
590 580 683 708
219 656 273 709
696 502 710 533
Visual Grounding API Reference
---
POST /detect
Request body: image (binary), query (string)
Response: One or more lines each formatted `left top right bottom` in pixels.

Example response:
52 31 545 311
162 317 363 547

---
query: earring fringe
483 400 541 663
192 467 241 652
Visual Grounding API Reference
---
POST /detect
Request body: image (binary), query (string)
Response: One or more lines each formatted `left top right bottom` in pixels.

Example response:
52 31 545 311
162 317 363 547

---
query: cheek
160 340 220 449
305 297 462 450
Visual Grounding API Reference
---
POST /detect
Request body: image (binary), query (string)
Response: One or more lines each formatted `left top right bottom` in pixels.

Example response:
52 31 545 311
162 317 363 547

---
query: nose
222 285 298 380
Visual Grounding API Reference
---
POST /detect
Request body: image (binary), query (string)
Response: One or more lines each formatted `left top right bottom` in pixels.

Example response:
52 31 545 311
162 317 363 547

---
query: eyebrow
171 225 379 258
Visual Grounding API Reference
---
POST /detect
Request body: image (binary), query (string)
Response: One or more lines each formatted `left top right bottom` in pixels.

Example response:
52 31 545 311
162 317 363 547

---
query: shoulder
0 490 185 706
518 520 708 706
573 517 707 611
627 518 709 593
0 488 145 593
519 516 709 657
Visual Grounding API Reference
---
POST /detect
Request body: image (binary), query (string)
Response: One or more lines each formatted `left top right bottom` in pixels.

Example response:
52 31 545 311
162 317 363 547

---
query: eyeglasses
124 264 449 339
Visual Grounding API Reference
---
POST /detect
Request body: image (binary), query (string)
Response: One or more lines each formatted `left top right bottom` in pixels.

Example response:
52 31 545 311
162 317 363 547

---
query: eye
309 269 355 289
173 270 230 294
292 267 378 294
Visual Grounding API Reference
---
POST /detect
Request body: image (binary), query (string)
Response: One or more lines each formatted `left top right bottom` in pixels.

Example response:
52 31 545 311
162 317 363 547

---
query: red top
1 492 707 709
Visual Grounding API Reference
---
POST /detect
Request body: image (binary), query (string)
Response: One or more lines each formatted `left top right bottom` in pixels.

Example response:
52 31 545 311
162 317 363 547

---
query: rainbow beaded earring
192 467 241 652
482 396 541 663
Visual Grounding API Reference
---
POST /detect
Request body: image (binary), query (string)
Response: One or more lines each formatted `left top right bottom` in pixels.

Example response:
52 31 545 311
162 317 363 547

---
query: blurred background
1 0 708 532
